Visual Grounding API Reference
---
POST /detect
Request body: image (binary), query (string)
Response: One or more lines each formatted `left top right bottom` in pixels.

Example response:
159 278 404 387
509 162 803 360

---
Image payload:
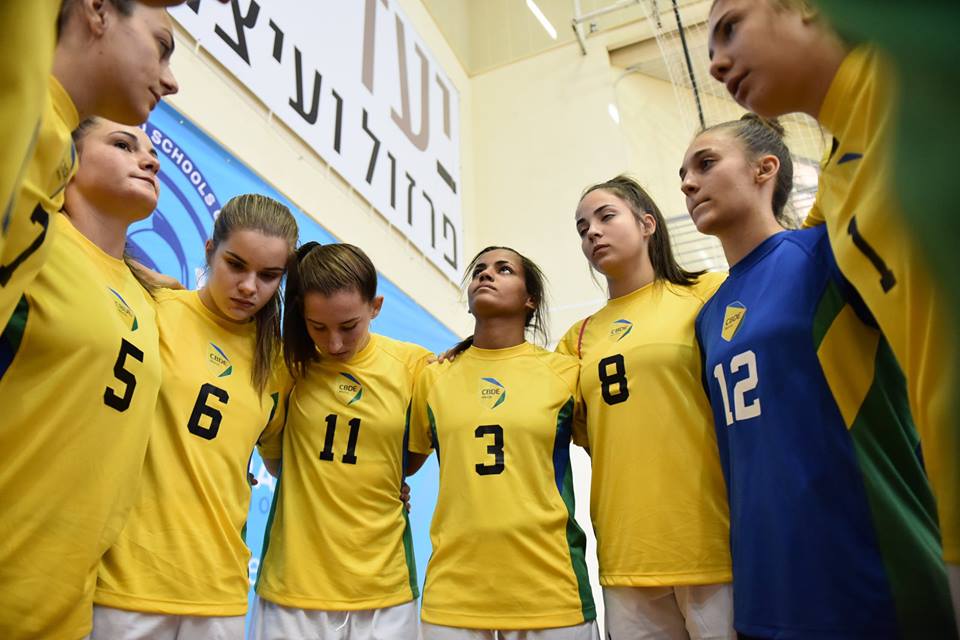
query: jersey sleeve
692 271 728 301
556 318 590 359
802 197 827 228
407 364 437 455
257 365 293 461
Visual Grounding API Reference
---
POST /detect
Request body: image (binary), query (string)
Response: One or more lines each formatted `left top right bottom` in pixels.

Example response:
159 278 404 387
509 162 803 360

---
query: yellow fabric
818 303 882 430
408 342 594 630
556 273 732 587
257 334 430 611
0 2 59 248
0 75 78 331
804 46 959 562
96 289 289 615
0 214 160 639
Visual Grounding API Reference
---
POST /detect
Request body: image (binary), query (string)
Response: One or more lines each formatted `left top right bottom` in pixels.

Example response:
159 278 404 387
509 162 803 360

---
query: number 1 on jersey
712 350 761 426
320 413 361 464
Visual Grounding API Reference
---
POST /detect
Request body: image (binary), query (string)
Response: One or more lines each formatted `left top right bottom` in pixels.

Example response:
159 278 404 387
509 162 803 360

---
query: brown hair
448 246 550 358
283 242 378 378
209 194 299 393
581 175 704 287
57 0 136 39
701 113 794 224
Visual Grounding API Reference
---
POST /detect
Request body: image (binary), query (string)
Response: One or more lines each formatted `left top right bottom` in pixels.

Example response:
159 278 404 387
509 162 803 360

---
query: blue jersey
695 227 955 639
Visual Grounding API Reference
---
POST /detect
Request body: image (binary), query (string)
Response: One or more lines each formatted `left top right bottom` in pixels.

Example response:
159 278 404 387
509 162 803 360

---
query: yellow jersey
96 289 289 616
0 2 59 245
0 75 78 332
556 273 732 587
408 342 595 630
804 46 959 563
0 213 161 639
256 334 431 611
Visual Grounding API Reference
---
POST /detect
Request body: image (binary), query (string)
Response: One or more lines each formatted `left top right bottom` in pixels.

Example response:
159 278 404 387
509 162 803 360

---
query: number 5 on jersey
712 350 761 426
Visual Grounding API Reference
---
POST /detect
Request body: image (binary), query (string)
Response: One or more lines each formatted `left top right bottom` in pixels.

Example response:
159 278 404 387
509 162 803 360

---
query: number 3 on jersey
712 350 761 426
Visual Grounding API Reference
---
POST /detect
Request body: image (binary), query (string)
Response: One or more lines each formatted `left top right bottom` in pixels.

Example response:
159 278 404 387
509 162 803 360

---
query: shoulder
686 271 728 302
556 316 592 358
531 346 580 392
376 334 432 368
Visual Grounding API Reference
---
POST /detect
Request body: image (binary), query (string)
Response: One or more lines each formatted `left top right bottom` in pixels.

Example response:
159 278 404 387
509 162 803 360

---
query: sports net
621 0 827 271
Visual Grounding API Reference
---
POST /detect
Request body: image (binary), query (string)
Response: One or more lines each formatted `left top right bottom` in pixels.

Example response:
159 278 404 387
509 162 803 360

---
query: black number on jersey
474 424 505 476
319 413 361 464
187 383 230 440
598 354 629 405
848 215 896 293
0 205 49 287
103 338 144 412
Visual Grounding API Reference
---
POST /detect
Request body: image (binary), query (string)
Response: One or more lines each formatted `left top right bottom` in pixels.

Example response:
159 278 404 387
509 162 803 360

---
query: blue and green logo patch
337 372 363 405
610 318 632 342
206 342 233 377
479 377 506 409
108 287 138 331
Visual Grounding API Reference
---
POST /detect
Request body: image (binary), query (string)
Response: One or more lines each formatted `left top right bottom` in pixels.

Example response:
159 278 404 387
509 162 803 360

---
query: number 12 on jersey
712 350 761 426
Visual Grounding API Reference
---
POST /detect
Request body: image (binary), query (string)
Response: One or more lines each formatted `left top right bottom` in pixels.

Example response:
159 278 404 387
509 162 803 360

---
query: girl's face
467 249 534 321
205 229 289 322
303 289 383 362
708 0 816 117
90 3 179 123
575 189 654 277
680 129 766 235
66 119 160 221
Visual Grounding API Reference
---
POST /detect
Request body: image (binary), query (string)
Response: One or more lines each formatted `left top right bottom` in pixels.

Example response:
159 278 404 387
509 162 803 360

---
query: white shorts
603 584 734 640
251 597 419 640
90 605 245 639
948 563 960 637
420 620 599 640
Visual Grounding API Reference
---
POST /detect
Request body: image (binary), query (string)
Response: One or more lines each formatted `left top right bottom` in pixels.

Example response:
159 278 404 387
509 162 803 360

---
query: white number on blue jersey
712 350 761 426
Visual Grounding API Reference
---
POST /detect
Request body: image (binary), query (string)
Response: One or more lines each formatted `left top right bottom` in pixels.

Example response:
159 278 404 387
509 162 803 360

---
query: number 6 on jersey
712 350 761 426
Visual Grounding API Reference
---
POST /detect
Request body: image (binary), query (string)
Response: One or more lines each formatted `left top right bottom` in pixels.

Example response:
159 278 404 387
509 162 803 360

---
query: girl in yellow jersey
705 0 959 624
556 176 732 638
91 194 297 639
0 0 180 334
252 242 431 639
0 118 163 639
407 246 598 640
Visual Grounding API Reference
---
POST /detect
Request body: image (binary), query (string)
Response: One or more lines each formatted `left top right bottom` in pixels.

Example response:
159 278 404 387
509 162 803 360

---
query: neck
605 254 656 299
472 315 527 350
52 46 95 121
63 195 130 259
803 31 848 119
198 287 232 322
717 212 784 266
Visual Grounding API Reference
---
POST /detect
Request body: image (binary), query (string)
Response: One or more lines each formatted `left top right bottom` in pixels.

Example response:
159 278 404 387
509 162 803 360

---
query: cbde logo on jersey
206 342 233 377
610 319 632 342
108 288 138 331
337 372 363 405
722 302 747 342
479 377 506 409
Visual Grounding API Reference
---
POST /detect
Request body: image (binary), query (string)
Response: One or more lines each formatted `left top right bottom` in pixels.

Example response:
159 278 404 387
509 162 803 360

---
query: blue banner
130 100 452 620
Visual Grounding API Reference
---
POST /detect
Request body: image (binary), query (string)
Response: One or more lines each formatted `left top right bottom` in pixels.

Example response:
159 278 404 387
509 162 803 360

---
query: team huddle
0 0 957 639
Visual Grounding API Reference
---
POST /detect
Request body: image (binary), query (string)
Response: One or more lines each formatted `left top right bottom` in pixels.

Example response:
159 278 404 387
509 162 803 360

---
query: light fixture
608 103 621 125
526 0 558 40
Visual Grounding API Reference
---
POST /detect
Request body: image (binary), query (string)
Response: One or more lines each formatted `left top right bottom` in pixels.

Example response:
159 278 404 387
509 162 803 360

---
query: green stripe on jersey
812 280 846 351
849 339 958 638
0 295 29 379
401 509 419 599
553 397 596 622
254 472 283 593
